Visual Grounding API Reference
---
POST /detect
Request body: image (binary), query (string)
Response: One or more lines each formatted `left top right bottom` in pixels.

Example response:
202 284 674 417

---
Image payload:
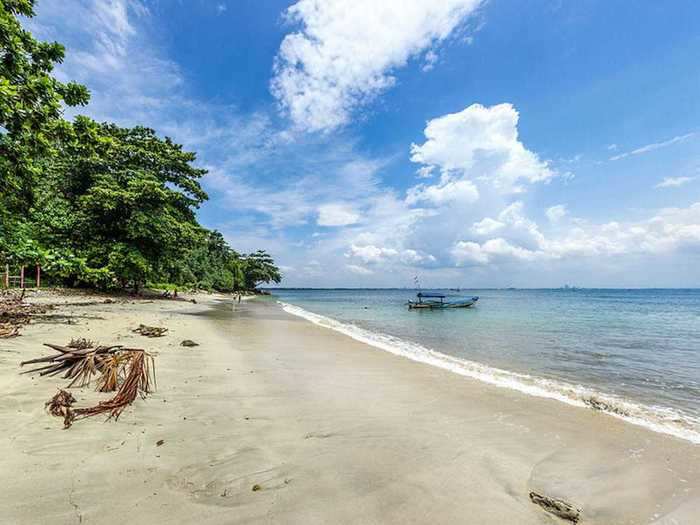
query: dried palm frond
45 389 76 429
68 338 95 350
95 352 131 392
74 350 156 422
21 344 123 383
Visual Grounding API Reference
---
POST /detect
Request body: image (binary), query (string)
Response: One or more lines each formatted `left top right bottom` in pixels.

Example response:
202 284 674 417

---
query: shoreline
278 300 700 445
1 293 699 523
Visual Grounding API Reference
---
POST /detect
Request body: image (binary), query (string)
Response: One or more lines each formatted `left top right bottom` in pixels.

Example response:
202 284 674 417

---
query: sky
27 0 700 288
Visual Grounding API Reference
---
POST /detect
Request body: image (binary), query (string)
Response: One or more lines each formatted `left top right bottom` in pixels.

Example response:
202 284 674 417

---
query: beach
1 293 699 524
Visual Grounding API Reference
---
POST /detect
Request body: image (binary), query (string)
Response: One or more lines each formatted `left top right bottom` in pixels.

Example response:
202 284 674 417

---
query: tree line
0 0 281 292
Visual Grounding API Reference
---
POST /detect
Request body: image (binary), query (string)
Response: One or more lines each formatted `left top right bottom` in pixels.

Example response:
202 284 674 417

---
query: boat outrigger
407 292 479 310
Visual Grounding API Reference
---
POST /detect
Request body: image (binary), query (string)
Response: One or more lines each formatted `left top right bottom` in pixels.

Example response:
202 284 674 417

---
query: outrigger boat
407 292 479 310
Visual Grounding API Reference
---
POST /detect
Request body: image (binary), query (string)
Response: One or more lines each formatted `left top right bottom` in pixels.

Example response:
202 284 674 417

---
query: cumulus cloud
655 176 695 189
410 103 556 193
452 202 700 266
347 244 435 265
317 203 360 226
271 0 483 132
546 204 567 223
471 217 504 235
406 178 479 205
452 238 545 265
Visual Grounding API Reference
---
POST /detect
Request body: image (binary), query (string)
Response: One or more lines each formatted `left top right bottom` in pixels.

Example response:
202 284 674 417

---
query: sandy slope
0 293 698 524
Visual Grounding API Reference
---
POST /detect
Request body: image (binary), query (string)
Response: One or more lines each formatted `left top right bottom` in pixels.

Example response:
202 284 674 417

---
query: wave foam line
279 301 700 445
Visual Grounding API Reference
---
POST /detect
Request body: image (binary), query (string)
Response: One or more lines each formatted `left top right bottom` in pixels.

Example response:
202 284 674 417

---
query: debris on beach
21 343 126 387
69 338 95 350
133 324 168 338
70 350 155 424
582 396 630 417
0 290 53 338
45 389 76 429
529 491 581 523
180 339 199 347
23 341 156 428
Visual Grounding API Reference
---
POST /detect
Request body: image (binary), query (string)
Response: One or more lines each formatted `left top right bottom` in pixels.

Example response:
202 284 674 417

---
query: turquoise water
271 289 700 442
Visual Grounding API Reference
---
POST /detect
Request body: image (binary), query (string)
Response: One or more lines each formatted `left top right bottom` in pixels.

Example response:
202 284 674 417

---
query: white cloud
422 50 439 72
348 244 397 264
271 0 483 132
347 244 435 265
406 178 479 205
416 166 435 179
317 203 360 226
452 238 544 265
451 241 489 264
452 202 700 266
610 132 696 161
346 264 373 275
471 217 504 235
607 143 618 151
410 103 556 193
546 204 567 223
655 176 695 189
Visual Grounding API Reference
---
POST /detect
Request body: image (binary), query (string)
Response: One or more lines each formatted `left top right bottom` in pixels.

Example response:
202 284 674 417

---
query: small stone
252 484 262 492
156 439 165 447
180 339 199 347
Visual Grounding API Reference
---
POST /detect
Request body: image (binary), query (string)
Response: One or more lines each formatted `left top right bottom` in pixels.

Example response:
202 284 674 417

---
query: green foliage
0 3 282 293
242 250 282 289
1 0 89 265
29 117 210 290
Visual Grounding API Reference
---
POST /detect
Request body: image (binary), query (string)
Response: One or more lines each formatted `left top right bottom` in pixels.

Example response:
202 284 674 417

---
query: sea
271 288 700 444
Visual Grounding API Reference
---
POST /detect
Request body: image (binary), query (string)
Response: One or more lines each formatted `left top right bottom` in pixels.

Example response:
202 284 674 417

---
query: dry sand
1 292 699 524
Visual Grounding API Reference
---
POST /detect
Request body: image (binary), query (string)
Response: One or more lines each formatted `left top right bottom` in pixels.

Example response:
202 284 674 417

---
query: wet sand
1 293 698 524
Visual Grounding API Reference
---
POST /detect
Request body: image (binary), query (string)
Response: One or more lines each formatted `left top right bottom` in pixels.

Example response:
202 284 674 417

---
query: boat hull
408 297 479 309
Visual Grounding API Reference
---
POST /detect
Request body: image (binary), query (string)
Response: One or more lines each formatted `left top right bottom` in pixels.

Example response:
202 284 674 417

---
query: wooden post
3 264 8 288
20 266 25 289
36 264 41 289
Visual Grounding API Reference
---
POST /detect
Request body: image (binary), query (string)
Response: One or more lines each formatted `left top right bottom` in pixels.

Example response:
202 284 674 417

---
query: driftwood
132 324 168 338
0 291 53 338
529 492 581 523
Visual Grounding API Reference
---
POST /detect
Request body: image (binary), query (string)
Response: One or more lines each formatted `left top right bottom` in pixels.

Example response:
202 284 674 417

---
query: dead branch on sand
529 492 581 523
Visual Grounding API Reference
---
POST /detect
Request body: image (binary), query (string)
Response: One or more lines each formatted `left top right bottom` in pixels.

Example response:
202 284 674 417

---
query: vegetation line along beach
2 1 700 524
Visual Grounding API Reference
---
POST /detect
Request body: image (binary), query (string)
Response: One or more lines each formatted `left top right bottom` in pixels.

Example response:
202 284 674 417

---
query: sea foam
279 301 700 445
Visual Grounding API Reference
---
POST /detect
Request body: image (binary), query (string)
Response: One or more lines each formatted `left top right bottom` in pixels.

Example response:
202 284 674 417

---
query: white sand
1 293 698 524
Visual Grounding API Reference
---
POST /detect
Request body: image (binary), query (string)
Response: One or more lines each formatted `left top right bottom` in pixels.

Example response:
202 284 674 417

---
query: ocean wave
278 301 700 444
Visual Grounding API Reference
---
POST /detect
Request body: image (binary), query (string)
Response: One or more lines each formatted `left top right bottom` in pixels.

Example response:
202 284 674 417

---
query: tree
1 0 89 262
31 117 208 291
241 250 281 289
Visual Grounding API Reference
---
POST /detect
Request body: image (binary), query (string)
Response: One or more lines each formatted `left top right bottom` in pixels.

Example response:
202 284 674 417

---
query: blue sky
29 0 700 287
